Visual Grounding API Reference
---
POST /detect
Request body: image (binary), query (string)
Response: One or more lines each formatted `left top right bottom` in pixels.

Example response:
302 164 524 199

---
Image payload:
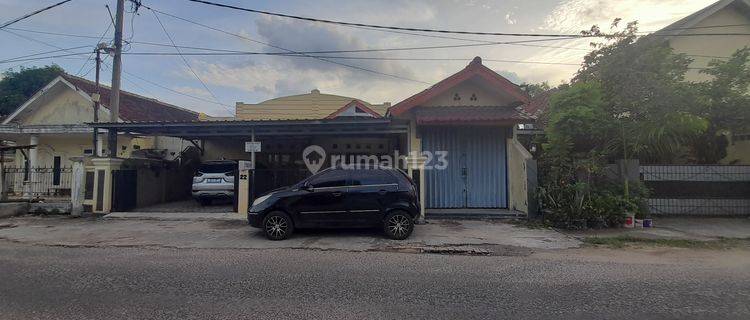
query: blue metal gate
422 126 507 208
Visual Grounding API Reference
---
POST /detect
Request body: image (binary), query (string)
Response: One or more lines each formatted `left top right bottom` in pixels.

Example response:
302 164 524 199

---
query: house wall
668 6 750 82
236 90 389 121
507 136 534 213
10 134 153 168
19 87 104 125
421 82 518 107
668 5 750 165
202 139 249 162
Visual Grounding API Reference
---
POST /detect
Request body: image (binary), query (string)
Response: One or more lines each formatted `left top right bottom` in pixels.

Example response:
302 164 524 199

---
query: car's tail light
224 171 235 176
223 176 234 183
193 176 203 183
195 172 204 177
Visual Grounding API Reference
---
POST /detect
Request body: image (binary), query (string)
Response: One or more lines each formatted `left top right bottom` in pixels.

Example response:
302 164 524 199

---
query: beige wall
236 90 389 121
507 135 533 213
9 134 155 168
18 87 107 125
421 81 519 107
669 5 750 164
669 6 750 82
724 139 750 164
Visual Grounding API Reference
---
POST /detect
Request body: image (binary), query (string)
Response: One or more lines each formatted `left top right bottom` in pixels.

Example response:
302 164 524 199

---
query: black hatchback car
248 167 420 240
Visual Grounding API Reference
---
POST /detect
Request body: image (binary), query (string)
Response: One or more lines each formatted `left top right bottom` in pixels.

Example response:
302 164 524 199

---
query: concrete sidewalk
568 217 750 241
105 210 241 221
0 214 581 254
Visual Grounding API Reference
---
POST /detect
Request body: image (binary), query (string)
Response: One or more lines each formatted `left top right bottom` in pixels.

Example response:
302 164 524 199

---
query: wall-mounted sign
238 160 254 171
245 141 261 153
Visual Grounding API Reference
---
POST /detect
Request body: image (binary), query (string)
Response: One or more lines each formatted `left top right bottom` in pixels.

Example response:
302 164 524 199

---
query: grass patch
583 236 750 249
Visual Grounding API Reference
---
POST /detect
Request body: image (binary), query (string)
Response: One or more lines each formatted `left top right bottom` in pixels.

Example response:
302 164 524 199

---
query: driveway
0 215 580 254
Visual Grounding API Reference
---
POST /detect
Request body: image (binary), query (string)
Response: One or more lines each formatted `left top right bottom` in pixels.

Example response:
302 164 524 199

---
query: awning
89 118 408 139
414 106 533 125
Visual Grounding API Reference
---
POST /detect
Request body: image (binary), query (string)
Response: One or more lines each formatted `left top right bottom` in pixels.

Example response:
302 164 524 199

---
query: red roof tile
521 89 557 118
325 100 383 119
390 57 530 116
61 74 198 122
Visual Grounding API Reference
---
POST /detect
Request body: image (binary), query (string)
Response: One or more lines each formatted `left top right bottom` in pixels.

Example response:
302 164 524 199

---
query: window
52 156 61 185
309 169 348 188
83 149 93 156
350 169 396 186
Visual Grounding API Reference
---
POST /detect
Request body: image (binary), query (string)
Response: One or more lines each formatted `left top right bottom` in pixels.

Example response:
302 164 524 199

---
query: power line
182 0 583 38
113 63 235 110
4 27 103 39
151 9 229 111
0 29 92 71
75 15 114 76
181 0 750 38
0 52 90 64
0 0 73 29
141 4 432 85
121 51 583 66
0 45 89 63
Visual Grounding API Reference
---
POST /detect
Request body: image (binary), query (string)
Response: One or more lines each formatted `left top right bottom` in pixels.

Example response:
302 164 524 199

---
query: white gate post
70 157 86 216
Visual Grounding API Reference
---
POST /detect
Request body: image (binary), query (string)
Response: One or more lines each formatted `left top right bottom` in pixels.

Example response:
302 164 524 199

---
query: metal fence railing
1 166 73 199
640 165 750 216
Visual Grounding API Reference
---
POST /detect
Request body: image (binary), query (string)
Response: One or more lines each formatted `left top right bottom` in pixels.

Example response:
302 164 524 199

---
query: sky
0 0 717 116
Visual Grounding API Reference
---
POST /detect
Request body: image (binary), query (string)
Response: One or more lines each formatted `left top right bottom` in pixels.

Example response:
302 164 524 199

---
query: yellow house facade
0 74 197 200
658 0 750 163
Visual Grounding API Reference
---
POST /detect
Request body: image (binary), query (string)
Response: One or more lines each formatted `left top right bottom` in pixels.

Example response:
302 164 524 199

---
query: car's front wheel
263 211 294 240
383 211 414 240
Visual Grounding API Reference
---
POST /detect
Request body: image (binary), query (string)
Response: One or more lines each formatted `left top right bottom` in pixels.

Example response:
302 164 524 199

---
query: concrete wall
507 137 534 214
125 159 196 208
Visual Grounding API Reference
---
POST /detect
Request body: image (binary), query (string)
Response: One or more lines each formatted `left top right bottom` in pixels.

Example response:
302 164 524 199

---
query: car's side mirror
300 183 313 192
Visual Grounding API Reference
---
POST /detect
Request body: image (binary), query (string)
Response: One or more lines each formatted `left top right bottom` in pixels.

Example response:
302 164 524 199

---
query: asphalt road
1 242 748 320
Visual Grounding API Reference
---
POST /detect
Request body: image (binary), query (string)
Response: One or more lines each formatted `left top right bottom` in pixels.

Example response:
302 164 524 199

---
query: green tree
519 82 551 97
0 65 65 116
690 47 750 163
574 20 707 163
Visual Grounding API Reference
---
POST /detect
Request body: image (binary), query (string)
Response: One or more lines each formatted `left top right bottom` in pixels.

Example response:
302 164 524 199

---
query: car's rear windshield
199 163 235 173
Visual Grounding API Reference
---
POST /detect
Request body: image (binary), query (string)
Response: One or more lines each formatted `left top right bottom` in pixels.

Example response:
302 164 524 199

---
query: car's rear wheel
383 211 414 240
263 211 293 240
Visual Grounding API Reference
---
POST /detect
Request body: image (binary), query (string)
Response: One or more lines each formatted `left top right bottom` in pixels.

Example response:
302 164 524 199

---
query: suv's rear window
199 163 235 173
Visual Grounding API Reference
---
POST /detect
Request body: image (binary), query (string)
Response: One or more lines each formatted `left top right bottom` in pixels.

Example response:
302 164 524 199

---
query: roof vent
311 89 320 94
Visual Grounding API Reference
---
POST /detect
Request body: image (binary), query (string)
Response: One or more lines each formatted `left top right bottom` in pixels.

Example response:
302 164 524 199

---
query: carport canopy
89 118 408 139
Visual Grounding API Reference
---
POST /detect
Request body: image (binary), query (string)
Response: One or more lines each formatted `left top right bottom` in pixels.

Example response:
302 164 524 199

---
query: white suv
192 161 236 205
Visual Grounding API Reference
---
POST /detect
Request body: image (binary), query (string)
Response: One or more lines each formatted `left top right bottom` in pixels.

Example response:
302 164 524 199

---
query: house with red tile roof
0 74 198 171
92 57 540 216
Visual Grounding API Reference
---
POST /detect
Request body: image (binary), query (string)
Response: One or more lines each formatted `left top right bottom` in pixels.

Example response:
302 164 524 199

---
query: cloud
189 16 422 102
543 0 715 33
505 13 517 25
172 86 213 99
496 70 523 84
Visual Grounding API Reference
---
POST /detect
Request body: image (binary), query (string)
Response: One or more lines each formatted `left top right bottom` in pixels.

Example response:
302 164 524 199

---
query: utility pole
107 0 125 157
92 47 101 157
